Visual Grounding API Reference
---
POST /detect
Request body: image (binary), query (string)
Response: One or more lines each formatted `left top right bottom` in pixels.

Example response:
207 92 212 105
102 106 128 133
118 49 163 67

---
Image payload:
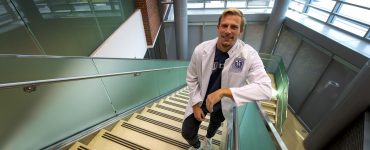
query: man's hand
193 104 205 122
206 88 233 112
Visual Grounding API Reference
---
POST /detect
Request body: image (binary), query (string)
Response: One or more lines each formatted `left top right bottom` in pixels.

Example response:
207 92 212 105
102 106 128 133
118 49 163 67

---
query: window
306 7 329 22
34 0 122 18
205 0 225 8
227 0 246 8
289 0 305 12
289 0 370 40
332 16 367 37
187 0 273 9
310 0 335 12
337 4 370 25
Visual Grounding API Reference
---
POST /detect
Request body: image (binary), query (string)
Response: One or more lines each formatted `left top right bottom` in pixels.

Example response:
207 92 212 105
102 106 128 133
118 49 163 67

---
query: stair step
180 88 189 93
263 106 276 116
161 98 187 110
173 93 189 101
144 107 213 125
111 120 190 150
268 115 276 124
133 112 223 139
151 103 185 118
264 109 276 117
155 102 187 115
141 107 183 125
167 96 189 105
260 100 277 108
126 114 190 143
69 142 93 150
88 129 149 150
177 91 189 98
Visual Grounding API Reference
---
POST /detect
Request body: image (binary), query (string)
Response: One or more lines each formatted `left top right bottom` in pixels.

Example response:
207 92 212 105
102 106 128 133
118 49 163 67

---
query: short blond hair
218 8 245 31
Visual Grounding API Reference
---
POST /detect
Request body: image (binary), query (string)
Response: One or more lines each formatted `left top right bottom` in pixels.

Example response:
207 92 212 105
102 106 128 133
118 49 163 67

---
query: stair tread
88 129 149 150
140 107 183 126
125 114 191 143
268 115 276 124
165 97 188 107
158 99 185 110
111 120 190 150
260 100 277 108
129 113 223 141
140 110 218 133
69 142 94 150
262 106 276 116
150 103 185 119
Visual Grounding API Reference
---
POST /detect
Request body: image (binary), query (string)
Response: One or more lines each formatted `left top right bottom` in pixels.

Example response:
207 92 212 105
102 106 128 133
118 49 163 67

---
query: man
182 8 272 150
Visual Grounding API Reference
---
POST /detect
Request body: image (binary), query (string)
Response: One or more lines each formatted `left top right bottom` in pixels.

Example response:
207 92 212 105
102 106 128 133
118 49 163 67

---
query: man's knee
182 123 196 140
181 129 192 140
182 115 199 140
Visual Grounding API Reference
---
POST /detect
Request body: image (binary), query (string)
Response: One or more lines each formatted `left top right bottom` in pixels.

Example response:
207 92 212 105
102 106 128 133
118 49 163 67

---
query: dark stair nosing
178 92 189 97
149 106 223 126
156 104 185 115
169 97 188 105
163 101 187 109
121 122 191 149
147 109 210 123
174 94 189 100
102 132 149 150
136 115 222 136
77 145 89 150
147 109 183 122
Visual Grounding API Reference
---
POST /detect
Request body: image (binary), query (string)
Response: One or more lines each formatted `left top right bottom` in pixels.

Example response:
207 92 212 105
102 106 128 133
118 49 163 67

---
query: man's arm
186 48 205 121
206 88 233 112
229 50 272 107
206 50 272 112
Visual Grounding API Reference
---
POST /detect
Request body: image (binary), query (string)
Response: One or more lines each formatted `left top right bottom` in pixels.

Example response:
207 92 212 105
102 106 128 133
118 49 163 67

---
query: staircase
68 87 227 150
260 73 278 125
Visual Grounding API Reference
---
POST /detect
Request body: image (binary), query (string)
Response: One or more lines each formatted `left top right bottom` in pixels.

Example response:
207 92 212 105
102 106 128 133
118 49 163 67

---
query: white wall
91 10 147 58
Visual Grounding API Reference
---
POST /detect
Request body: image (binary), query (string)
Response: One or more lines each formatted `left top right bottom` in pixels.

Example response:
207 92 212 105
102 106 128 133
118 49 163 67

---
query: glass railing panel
0 57 99 84
237 102 275 150
260 53 289 134
176 66 187 87
6 0 136 56
0 56 189 149
229 54 288 149
101 71 159 114
92 59 156 74
0 79 115 150
276 59 289 133
0 1 44 55
157 69 179 95
96 0 136 38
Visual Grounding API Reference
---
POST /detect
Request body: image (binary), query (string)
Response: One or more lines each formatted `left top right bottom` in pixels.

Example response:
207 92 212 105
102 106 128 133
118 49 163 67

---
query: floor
281 110 309 150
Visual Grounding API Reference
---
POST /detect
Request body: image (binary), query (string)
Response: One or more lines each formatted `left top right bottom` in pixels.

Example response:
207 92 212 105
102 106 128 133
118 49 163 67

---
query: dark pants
181 101 225 147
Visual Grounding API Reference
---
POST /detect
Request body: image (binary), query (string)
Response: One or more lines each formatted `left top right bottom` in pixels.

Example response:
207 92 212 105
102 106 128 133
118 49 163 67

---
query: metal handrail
0 66 188 89
255 102 288 150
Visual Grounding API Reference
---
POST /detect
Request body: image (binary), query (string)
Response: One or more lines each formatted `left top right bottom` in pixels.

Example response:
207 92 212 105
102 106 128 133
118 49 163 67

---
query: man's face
217 14 243 51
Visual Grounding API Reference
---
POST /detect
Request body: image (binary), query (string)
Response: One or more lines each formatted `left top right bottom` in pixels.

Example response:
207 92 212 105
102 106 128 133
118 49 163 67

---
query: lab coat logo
231 58 244 73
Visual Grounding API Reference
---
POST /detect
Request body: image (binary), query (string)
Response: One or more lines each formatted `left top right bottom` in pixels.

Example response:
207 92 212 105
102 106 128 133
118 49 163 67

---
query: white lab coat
185 38 272 131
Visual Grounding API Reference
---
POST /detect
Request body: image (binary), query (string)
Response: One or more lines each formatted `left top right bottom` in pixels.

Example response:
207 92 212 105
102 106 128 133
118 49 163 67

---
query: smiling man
182 8 273 150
